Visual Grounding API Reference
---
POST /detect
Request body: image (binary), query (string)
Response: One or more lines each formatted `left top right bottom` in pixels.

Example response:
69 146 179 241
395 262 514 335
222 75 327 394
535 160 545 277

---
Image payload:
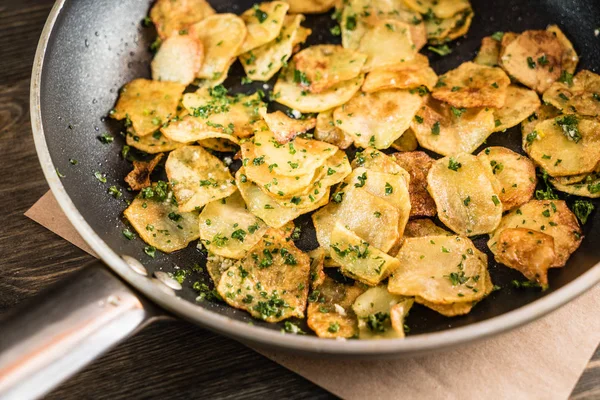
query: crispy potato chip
206 254 237 286
307 276 365 338
150 0 215 39
411 97 495 156
389 235 487 303
198 138 239 152
239 2 289 55
358 20 417 72
543 70 600 118
236 168 329 228
315 109 354 149
474 36 501 67
547 25 579 75
352 286 413 338
488 200 582 269
334 90 423 149
151 33 204 85
274 64 364 113
330 223 401 286
477 146 536 211
216 229 310 322
391 128 418 152
124 184 199 253
284 0 337 13
362 55 438 92
402 0 471 19
193 58 234 88
392 151 437 218
492 85 541 132
239 15 306 82
526 116 600 177
126 130 184 154
424 8 473 44
308 248 326 288
428 153 503 236
404 218 451 237
520 103 561 146
259 109 316 144
111 79 185 136
125 154 164 191
199 191 268 259
294 45 367 93
162 116 241 144
165 145 237 212
352 147 408 179
432 62 510 108
551 174 600 198
190 14 247 79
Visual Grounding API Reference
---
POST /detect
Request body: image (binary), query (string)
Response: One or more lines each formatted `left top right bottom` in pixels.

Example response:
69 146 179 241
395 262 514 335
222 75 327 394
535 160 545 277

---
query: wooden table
0 0 598 398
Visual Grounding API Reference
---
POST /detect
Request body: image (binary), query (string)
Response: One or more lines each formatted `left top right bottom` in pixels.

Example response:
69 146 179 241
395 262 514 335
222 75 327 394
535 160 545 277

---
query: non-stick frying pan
1 0 600 398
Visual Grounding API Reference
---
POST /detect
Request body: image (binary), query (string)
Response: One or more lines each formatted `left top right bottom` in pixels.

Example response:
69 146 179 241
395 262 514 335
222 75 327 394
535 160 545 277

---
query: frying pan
1 0 600 398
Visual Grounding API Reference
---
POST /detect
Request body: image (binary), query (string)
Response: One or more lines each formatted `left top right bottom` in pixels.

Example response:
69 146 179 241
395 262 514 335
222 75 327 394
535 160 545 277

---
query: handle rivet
122 255 148 276
154 271 182 291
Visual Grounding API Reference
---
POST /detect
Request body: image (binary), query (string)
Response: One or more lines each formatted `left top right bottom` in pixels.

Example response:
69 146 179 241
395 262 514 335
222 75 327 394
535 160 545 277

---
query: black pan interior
40 0 600 336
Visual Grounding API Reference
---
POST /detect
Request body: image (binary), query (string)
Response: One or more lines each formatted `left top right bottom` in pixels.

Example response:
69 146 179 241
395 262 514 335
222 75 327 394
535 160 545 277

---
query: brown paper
26 191 600 400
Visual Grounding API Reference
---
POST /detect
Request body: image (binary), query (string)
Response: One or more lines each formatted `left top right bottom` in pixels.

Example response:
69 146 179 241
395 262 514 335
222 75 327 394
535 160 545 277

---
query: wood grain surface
0 0 598 399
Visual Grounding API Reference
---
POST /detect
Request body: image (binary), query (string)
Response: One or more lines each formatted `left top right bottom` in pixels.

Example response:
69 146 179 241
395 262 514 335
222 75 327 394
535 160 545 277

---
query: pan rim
30 0 600 357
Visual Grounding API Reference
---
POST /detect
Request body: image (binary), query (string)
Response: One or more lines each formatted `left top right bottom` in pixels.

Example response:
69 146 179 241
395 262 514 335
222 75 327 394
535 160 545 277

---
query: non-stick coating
40 0 600 337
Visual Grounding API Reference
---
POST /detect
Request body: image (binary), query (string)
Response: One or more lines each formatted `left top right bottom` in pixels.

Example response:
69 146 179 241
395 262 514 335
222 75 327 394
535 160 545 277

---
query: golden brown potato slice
189 14 247 79
199 191 268 259
193 58 234 89
547 24 579 75
162 116 242 145
165 145 237 212
334 90 423 149
488 199 582 269
307 248 326 289
410 97 495 156
198 138 239 153
543 70 600 118
150 0 215 39
111 79 185 136
126 130 183 154
474 36 502 67
477 146 537 211
293 45 367 93
151 33 204 85
358 20 417 72
492 85 541 132
239 14 307 82
520 103 561 148
424 8 473 44
352 286 413 339
307 276 365 338
526 116 600 177
238 2 289 55
330 223 401 286
402 0 471 19
428 153 503 236
389 235 488 303
216 229 310 322
391 129 419 152
352 147 406 176
432 62 510 108
551 174 600 198
404 218 451 237
259 109 316 144
273 64 364 113
284 0 337 13
123 183 200 253
362 55 438 92
392 151 436 218
205 255 236 286
314 109 354 149
125 154 164 191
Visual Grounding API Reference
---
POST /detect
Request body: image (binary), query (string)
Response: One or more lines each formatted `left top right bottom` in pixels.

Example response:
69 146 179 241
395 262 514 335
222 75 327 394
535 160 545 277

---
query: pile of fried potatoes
109 0 595 340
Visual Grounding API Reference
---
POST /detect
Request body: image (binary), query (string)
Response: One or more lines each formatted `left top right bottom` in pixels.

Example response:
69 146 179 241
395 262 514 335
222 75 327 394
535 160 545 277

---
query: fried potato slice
432 62 510 108
236 168 329 228
126 130 184 154
391 129 418 152
499 29 565 93
293 45 367 93
547 24 578 75
125 154 164 191
284 0 337 13
520 104 561 146
424 8 473 44
362 55 438 92
151 33 203 85
239 2 289 55
216 229 310 322
391 151 436 218
543 70 600 118
402 0 471 19
165 145 236 212
526 116 600 177
308 248 326 289
352 147 408 178
551 174 600 198
477 147 537 211
474 36 501 67
352 286 413 339
492 85 541 132
150 0 215 39
358 20 417 72
124 184 199 253
389 235 487 303
198 138 239 153
330 223 401 286
162 116 241 145
111 79 185 136
193 58 234 89
273 64 364 113
307 276 365 338
334 90 423 149
428 153 502 236
206 254 237 286
239 14 307 82
189 14 247 79
488 200 582 269
411 97 495 156
314 109 354 149
259 109 316 144
199 191 268 259
404 218 451 237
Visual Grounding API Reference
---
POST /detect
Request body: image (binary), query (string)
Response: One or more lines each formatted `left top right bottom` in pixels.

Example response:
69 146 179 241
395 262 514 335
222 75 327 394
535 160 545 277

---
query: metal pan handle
0 263 158 399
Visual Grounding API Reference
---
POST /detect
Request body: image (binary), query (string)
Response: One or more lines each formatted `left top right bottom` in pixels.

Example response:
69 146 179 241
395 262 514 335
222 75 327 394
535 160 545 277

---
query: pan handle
0 263 158 400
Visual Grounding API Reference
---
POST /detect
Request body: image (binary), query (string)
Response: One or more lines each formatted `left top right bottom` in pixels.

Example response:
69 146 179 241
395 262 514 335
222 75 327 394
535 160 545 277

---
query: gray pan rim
31 0 600 357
